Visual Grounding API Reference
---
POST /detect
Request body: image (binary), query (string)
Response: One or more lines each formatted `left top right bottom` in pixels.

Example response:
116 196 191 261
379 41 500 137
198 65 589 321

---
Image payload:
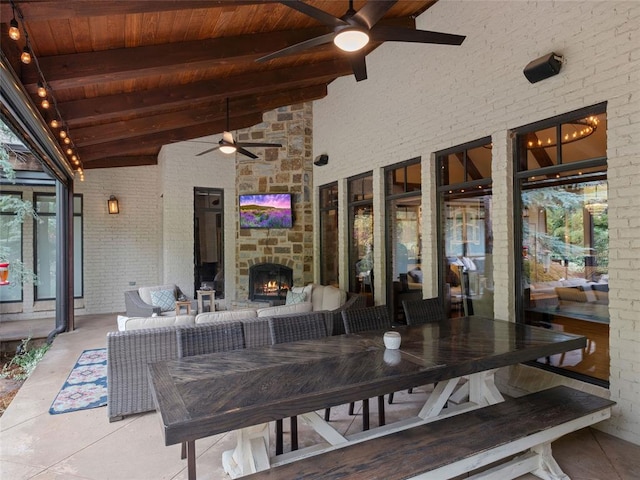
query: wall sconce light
108 196 119 214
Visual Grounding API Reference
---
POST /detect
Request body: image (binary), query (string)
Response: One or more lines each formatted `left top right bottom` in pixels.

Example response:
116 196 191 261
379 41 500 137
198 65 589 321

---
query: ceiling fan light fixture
219 145 237 154
334 29 369 52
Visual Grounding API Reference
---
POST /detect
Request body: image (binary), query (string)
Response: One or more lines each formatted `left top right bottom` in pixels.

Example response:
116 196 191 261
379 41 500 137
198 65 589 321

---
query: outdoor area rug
49 348 107 414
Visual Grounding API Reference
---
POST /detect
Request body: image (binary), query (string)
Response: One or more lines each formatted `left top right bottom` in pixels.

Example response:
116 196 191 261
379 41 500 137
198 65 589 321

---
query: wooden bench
243 386 614 480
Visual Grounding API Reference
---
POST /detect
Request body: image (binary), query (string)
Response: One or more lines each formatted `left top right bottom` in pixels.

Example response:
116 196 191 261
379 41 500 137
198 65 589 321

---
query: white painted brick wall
313 1 640 445
76 166 162 314
158 140 238 301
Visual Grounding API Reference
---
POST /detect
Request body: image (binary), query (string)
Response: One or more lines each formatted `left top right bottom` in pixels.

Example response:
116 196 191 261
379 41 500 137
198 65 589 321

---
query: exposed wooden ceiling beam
455 152 482 181
79 112 262 164
1 1 275 22
79 84 327 163
73 86 326 147
525 133 555 168
22 26 332 89
59 60 352 127
84 155 159 169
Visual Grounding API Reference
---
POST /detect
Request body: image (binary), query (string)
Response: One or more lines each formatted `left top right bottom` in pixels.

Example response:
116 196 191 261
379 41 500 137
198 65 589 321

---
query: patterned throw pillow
285 290 307 305
150 289 176 312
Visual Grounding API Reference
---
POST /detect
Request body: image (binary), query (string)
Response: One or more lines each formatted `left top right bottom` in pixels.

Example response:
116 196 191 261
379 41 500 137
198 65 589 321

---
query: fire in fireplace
248 263 293 303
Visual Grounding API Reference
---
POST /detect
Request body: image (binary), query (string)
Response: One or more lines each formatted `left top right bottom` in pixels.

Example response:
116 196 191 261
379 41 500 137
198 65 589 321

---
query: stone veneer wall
235 102 314 299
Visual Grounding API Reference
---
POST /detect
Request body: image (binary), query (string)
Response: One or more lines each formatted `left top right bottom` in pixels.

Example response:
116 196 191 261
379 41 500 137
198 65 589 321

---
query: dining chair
402 297 446 326
268 311 330 455
392 297 446 404
341 305 391 430
176 321 245 459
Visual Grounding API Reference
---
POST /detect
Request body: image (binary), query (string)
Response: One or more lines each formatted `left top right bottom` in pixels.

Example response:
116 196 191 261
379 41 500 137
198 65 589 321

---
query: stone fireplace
234 102 314 300
248 263 293 303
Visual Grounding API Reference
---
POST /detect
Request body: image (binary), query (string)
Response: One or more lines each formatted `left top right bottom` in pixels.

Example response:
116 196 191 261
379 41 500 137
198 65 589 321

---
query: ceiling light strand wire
7 0 84 180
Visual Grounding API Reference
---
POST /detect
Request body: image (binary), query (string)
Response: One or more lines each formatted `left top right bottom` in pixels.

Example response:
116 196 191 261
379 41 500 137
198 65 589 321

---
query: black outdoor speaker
523 53 563 84
314 154 329 166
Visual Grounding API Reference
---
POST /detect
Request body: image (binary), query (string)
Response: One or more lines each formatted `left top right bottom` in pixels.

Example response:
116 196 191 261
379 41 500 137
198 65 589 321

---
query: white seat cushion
256 302 312 317
118 314 195 331
311 284 347 311
195 309 257 324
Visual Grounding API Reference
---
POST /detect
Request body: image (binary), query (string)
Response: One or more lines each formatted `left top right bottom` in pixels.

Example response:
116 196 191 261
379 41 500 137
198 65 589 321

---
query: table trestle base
229 371 506 477
222 424 270 479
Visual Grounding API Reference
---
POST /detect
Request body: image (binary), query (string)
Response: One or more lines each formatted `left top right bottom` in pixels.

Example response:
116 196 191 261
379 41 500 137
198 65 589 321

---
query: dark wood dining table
147 316 586 479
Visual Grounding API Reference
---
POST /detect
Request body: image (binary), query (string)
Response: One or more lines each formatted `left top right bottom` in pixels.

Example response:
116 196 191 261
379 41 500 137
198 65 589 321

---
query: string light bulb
10 0 86 180
9 18 20 41
20 46 31 64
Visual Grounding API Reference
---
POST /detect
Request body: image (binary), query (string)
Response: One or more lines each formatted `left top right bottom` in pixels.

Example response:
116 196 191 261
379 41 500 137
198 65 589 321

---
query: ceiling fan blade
237 142 283 148
371 26 466 45
256 32 336 62
352 1 396 29
196 146 220 156
222 131 234 143
237 147 259 159
280 1 347 28
348 53 368 82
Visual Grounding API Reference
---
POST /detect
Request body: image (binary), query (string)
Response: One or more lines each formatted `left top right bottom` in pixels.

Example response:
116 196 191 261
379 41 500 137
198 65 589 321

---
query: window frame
319 182 339 286
384 158 422 318
33 192 83 300
347 171 374 295
512 102 608 387
436 137 493 311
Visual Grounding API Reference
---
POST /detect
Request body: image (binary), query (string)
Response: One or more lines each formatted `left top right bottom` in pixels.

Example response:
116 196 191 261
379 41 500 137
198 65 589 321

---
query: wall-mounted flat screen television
239 193 293 229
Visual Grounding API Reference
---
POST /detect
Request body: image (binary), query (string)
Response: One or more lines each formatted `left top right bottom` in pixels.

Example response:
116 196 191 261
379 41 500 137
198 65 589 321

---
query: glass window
437 138 493 319
34 193 83 300
348 173 373 301
0 192 23 302
386 159 422 323
516 105 608 385
319 183 339 286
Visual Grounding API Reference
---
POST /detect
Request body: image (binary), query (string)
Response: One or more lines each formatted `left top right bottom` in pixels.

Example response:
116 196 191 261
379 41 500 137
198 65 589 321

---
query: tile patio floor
1 313 639 480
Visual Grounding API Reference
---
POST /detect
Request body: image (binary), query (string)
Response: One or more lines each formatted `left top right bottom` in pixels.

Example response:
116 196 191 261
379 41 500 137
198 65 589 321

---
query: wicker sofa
106 293 365 422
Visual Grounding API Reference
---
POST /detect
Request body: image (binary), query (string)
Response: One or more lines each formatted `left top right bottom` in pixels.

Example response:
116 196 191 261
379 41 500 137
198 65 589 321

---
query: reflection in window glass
348 174 373 300
386 160 422 323
0 192 23 302
35 193 83 300
521 177 608 381
442 191 493 319
319 183 339 286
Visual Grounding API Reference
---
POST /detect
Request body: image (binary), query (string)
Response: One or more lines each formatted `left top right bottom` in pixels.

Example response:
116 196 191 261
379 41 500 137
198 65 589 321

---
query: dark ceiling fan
196 98 283 159
256 0 466 81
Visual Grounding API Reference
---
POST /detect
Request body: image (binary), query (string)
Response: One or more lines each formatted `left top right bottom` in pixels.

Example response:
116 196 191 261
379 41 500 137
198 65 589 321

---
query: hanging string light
9 5 20 41
20 46 31 64
7 0 85 181
36 82 47 97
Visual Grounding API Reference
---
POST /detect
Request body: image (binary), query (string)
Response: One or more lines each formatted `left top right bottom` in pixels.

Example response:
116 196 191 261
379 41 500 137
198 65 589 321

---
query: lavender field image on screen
239 193 293 228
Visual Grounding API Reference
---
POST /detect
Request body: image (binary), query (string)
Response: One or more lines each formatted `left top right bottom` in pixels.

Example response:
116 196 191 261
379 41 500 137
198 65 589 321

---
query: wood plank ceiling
1 0 439 170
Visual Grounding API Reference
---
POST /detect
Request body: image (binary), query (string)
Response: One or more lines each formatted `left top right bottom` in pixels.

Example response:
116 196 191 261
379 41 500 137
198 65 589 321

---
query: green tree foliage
0 123 38 285
522 181 608 275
